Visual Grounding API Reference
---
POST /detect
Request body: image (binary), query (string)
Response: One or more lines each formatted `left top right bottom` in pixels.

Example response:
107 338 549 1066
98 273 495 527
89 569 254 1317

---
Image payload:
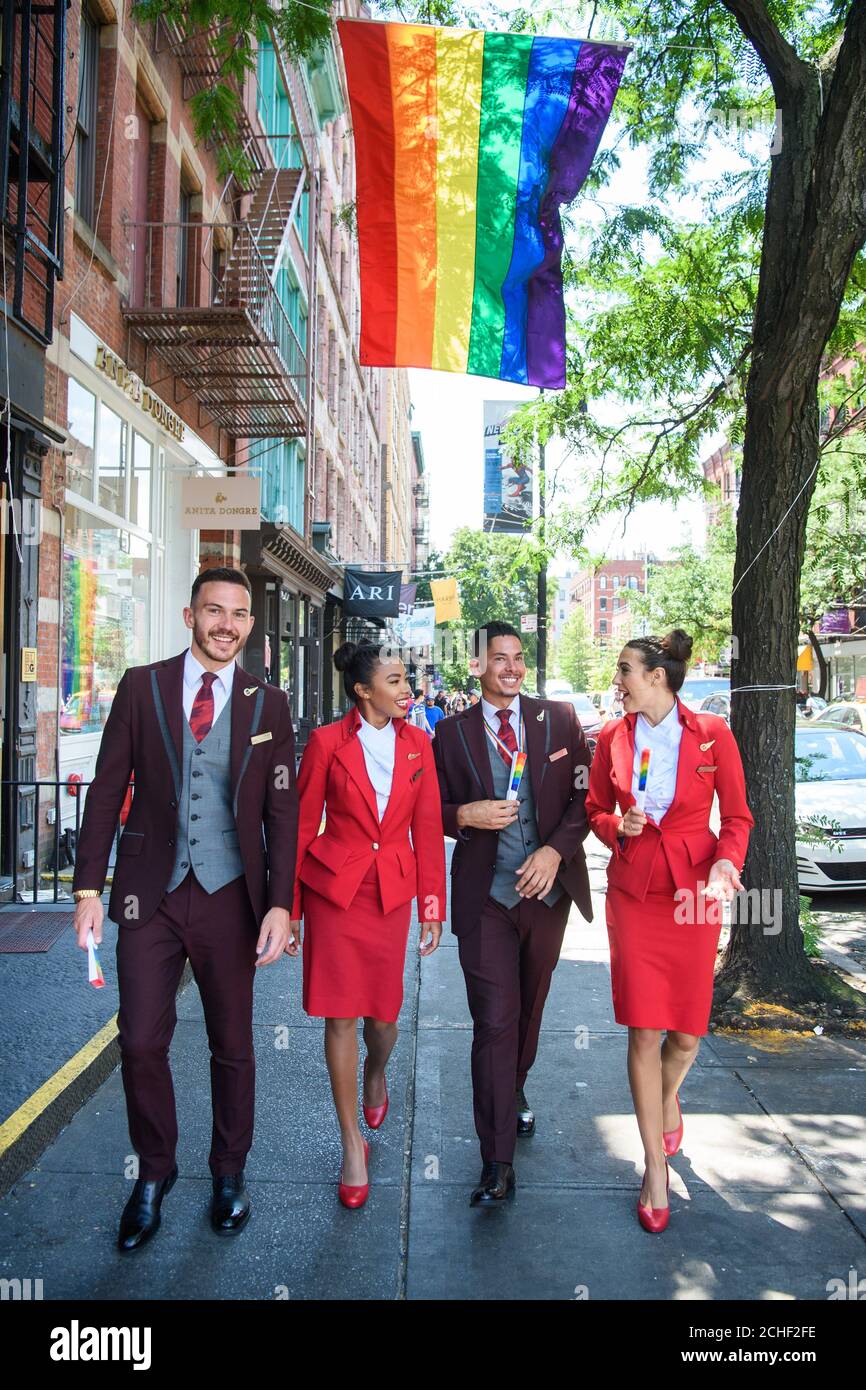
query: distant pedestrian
424 694 445 734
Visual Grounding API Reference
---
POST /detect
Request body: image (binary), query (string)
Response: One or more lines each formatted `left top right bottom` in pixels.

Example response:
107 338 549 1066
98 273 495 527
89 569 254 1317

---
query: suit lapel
611 715 637 803
461 702 495 798
666 699 703 816
230 664 258 793
334 708 381 830
379 719 414 830
521 695 547 803
154 652 186 786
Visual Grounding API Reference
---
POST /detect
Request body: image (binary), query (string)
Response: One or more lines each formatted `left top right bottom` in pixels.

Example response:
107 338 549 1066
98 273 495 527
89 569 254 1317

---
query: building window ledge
72 213 127 294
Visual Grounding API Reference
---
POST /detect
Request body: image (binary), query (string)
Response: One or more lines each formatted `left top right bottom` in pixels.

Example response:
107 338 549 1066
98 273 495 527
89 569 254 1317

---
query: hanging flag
343 569 403 619
337 18 630 389
430 577 461 623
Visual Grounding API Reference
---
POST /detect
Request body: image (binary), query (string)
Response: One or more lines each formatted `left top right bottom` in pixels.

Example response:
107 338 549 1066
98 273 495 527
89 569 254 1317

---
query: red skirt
605 849 723 1036
302 862 413 1022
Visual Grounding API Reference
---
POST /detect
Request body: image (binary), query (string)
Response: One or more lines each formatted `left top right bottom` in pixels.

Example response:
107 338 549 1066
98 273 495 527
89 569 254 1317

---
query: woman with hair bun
290 640 445 1209
586 629 753 1233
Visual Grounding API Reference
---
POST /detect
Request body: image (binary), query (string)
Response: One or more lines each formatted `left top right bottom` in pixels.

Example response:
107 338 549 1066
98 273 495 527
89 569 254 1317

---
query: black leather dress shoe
469 1161 516 1206
210 1171 251 1235
117 1167 178 1253
516 1087 535 1137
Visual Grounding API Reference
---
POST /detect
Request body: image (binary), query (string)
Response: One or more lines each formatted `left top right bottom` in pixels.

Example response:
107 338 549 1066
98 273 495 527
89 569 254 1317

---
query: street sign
520 614 538 632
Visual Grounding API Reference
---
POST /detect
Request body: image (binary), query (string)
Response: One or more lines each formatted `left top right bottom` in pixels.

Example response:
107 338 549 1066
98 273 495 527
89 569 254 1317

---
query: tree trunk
807 627 829 700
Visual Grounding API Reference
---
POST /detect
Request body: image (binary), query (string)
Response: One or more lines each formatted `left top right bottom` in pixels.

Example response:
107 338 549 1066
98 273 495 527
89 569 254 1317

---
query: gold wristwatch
73 889 101 901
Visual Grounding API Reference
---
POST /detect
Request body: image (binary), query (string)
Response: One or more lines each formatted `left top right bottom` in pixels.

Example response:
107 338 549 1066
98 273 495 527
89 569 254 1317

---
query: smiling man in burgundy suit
72 567 298 1251
433 622 593 1205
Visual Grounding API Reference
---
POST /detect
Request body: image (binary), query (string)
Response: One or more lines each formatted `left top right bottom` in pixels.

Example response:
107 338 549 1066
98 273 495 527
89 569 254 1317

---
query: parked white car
795 725 866 893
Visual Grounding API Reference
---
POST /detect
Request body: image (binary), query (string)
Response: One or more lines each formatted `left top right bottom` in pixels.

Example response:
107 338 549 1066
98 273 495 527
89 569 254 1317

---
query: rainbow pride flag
337 19 629 388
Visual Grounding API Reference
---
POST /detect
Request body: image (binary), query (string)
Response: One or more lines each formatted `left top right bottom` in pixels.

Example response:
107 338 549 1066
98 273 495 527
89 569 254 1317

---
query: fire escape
0 0 66 343
122 21 310 439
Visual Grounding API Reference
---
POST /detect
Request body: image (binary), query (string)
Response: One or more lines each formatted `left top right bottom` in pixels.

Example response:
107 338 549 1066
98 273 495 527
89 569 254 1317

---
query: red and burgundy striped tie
496 709 518 768
189 671 217 743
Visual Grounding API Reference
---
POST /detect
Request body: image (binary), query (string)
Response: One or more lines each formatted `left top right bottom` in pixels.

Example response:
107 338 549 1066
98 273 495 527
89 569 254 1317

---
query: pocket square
549 747 568 762
697 764 715 773
250 731 272 745
411 767 425 781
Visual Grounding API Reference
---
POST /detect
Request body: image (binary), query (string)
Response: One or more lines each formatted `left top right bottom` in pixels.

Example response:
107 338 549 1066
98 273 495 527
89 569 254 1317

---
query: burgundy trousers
458 891 571 1164
115 870 259 1180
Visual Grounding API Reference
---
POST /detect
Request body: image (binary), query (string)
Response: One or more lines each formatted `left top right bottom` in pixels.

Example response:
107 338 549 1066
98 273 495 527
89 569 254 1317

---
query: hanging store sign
181 476 262 529
94 345 185 442
343 568 403 618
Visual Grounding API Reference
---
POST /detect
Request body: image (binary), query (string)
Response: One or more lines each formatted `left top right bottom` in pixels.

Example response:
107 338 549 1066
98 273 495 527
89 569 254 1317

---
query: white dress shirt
481 693 522 750
632 701 683 823
182 649 235 727
357 710 397 821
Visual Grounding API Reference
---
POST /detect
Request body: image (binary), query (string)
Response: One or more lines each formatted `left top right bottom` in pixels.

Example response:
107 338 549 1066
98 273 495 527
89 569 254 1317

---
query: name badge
250 731 272 745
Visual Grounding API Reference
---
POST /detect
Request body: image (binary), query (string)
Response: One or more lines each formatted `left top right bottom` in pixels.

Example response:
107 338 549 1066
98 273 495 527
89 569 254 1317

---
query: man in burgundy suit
433 622 593 1204
73 568 298 1251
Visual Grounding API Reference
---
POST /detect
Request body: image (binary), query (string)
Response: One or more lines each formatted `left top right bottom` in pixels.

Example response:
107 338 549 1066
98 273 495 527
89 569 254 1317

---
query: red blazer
585 699 753 902
291 706 446 923
72 651 298 927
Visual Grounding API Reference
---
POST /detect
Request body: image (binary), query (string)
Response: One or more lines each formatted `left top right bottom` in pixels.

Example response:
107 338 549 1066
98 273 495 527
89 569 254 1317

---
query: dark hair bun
664 629 693 663
333 641 358 674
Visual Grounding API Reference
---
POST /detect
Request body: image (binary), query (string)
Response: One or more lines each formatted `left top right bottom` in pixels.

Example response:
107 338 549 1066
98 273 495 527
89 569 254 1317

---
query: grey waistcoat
166 694 244 894
486 732 563 910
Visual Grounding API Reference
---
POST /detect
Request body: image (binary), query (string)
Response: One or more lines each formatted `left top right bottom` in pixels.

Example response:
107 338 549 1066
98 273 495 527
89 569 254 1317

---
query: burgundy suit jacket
433 695 593 935
72 651 299 927
585 699 753 901
291 705 446 922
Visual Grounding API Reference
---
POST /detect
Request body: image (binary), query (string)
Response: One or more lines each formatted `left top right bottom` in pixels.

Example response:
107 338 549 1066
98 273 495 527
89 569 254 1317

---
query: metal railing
1 778 134 905
124 219 307 393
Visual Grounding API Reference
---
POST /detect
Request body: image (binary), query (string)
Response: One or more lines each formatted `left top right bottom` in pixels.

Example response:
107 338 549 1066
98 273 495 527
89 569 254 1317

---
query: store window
61 507 151 734
67 379 96 497
97 403 126 514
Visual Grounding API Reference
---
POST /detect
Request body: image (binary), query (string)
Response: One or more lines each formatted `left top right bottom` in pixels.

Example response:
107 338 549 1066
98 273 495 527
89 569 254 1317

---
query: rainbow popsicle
87 929 105 989
506 749 528 801
636 747 651 811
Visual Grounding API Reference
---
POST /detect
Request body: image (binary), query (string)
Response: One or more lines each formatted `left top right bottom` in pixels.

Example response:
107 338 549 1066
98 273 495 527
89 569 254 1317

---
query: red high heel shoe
663 1093 684 1157
637 1162 670 1233
362 1059 389 1130
338 1138 370 1209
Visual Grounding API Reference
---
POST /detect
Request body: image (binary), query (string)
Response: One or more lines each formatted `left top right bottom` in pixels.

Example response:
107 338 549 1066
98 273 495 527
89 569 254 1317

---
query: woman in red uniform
586 631 753 1233
290 641 445 1208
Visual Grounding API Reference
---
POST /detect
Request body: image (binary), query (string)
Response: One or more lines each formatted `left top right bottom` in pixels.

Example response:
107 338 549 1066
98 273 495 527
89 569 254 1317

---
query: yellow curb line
0 1014 119 1158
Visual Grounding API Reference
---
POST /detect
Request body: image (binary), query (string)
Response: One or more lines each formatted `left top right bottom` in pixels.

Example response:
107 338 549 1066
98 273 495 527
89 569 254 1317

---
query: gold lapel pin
408 751 422 759
700 739 716 751
537 711 545 721
244 686 257 696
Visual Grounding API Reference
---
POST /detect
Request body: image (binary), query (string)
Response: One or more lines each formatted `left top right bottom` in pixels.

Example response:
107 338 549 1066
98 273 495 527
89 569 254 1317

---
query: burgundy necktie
496 708 518 769
189 671 217 743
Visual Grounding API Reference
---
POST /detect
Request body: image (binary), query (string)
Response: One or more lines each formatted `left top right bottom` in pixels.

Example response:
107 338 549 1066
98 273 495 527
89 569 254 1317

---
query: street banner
400 583 417 614
390 604 437 650
431 577 461 623
338 18 630 388
484 400 533 532
343 568 403 619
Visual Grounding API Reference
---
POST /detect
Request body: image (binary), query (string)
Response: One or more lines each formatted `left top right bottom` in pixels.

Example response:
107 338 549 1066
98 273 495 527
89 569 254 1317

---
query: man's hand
285 920 302 956
515 846 562 899
256 907 293 966
419 921 442 956
75 898 104 949
618 807 647 837
457 799 519 831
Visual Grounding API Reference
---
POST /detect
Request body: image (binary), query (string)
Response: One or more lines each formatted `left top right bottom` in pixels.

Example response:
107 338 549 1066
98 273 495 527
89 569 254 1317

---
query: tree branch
722 0 810 102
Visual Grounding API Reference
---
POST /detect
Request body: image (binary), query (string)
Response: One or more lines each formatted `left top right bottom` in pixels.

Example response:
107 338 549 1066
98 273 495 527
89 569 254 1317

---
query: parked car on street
699 692 732 723
549 690 603 751
814 701 866 735
678 676 731 711
795 725 866 893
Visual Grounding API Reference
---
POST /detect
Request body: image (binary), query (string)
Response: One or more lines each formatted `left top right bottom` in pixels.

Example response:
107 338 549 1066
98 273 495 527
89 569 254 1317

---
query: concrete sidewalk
1 840 865 1300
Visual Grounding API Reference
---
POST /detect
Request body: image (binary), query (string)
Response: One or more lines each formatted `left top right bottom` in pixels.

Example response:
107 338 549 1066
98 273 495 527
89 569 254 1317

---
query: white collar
184 648 235 693
637 701 680 739
481 692 521 727
358 710 395 738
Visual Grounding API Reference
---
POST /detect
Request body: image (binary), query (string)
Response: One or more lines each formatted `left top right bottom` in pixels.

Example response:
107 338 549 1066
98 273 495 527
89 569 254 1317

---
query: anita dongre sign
181 475 262 529
94 345 185 442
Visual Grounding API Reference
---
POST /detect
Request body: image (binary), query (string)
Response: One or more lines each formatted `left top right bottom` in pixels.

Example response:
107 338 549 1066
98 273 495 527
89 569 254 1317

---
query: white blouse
357 712 397 821
632 702 683 823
